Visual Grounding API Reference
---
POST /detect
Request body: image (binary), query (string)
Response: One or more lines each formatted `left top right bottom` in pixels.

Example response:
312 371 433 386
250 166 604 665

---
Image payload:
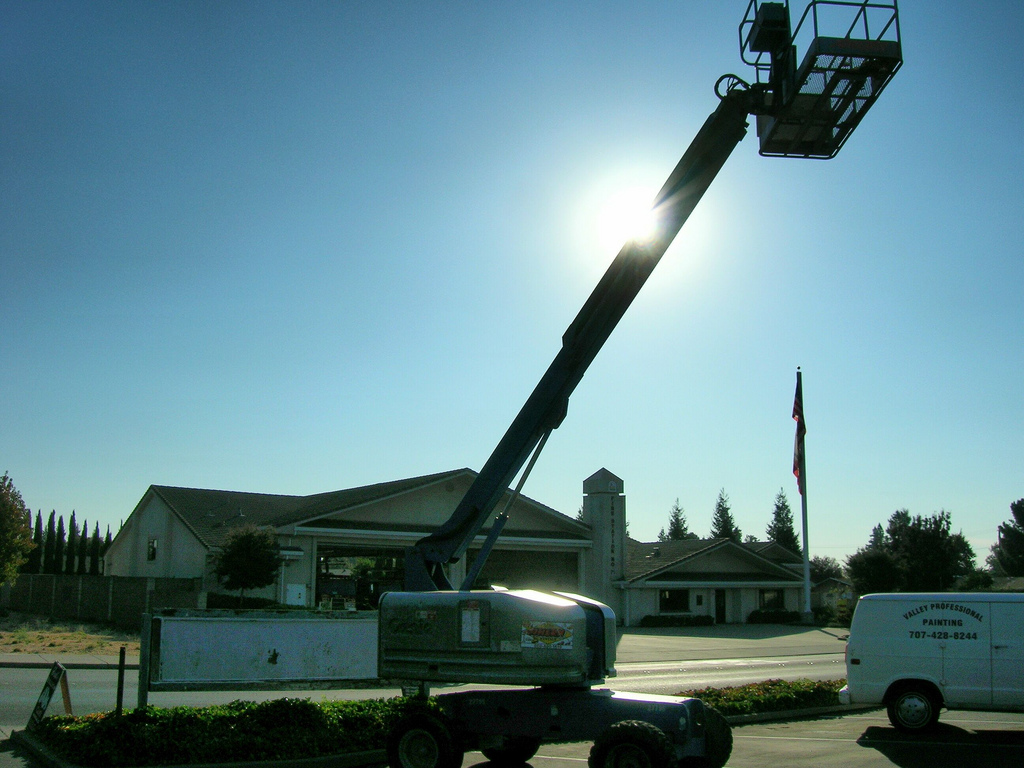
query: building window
759 589 783 611
659 589 690 613
696 594 704 607
147 538 158 561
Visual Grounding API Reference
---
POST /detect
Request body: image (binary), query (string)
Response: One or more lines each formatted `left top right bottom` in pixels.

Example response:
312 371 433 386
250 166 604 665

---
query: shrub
31 697 435 767
637 614 715 628
679 678 846 717
746 609 801 624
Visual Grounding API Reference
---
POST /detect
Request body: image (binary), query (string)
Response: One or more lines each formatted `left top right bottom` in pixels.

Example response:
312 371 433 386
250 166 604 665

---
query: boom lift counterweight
379 3 902 768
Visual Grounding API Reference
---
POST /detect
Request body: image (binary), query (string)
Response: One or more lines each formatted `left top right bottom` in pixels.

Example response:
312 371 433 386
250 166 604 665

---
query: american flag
793 369 806 495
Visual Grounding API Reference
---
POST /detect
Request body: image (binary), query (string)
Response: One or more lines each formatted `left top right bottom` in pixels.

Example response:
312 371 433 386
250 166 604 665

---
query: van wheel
887 686 940 733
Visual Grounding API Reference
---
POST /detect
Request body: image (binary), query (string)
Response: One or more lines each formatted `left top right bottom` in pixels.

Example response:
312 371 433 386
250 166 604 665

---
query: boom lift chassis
378 3 902 767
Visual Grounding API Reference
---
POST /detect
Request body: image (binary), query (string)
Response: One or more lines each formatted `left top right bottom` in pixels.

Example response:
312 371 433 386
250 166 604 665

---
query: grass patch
678 678 846 717
0 612 139 654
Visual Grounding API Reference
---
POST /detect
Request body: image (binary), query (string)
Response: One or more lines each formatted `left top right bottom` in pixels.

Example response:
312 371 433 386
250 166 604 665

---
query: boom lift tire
386 712 464 768
681 706 732 768
587 720 675 768
480 736 541 766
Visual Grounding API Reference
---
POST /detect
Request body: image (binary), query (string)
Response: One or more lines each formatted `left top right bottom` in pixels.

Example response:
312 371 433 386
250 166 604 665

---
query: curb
723 703 880 726
0 661 140 671
9 731 387 768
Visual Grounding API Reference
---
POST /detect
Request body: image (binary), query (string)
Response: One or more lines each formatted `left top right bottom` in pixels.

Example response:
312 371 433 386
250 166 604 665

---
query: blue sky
3 1 1022 567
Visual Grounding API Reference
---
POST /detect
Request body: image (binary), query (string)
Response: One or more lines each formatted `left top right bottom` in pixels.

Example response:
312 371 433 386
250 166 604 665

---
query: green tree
1 473 35 585
64 511 78 575
25 511 43 574
213 524 283 605
809 555 844 584
76 518 89 575
659 499 696 541
766 488 800 555
709 489 741 543
847 509 975 594
43 511 57 574
846 547 901 594
89 521 101 575
54 515 66 576
990 498 1024 576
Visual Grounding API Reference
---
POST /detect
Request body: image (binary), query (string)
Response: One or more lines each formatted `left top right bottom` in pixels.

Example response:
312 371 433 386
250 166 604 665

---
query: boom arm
404 91 751 591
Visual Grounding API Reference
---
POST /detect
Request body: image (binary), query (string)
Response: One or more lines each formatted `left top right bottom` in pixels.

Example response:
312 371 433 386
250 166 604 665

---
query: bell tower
582 468 626 612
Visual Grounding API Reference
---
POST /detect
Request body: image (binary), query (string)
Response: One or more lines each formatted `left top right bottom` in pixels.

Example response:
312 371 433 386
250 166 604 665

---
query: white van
839 593 1024 731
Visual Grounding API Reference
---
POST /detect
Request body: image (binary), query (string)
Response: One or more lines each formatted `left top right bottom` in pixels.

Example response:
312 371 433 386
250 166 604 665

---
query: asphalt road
452 709 1024 768
0 652 846 731
7 707 1020 768
1 625 851 730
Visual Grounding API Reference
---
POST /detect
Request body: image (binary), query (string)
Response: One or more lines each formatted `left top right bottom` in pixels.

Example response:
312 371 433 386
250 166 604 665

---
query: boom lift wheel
386 712 464 768
681 706 733 768
480 735 542 766
588 720 675 768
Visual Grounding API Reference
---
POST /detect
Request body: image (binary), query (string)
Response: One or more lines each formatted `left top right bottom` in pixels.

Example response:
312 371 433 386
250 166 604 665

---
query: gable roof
144 468 584 549
742 540 802 564
625 537 802 583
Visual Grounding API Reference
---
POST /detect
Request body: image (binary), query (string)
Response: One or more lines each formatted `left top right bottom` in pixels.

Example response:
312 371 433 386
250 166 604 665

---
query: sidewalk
0 654 138 671
1 623 847 671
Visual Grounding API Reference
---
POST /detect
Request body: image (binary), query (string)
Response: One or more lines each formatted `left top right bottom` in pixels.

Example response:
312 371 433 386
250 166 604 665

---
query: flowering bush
678 678 846 716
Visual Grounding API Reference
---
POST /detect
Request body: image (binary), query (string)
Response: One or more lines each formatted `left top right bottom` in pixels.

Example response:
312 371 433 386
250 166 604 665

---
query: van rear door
991 600 1024 709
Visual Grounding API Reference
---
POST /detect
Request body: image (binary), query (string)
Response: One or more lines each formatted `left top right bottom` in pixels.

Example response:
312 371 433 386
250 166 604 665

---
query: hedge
678 678 846 717
31 697 434 768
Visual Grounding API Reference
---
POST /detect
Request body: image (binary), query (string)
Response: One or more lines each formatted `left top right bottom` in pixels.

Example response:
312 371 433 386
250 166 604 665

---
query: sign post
28 662 72 730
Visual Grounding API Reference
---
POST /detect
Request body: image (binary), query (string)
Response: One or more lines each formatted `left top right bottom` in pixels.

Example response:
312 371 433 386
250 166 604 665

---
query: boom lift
378 3 901 767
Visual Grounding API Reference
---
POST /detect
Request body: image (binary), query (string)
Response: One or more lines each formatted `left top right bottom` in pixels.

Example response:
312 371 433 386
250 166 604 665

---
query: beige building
107 467 805 625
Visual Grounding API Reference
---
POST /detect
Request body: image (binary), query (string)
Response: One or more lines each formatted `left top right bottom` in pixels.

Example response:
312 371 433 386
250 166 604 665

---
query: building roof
625 537 803 584
145 468 583 549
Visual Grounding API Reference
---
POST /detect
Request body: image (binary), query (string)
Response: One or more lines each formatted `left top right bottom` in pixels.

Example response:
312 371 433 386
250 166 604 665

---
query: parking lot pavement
453 709 1024 768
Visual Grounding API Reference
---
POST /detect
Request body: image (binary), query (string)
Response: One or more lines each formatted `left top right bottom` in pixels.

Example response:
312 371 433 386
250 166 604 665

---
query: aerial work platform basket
740 0 903 158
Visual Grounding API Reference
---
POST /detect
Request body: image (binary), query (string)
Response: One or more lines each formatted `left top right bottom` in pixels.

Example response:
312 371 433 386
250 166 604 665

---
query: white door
991 601 1024 709
285 583 307 607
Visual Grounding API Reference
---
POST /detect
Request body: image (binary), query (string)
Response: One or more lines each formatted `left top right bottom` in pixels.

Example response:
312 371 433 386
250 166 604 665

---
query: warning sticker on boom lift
521 621 573 649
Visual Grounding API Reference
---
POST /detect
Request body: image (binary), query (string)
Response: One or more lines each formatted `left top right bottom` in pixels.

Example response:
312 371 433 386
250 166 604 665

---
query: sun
572 169 666 266
594 184 661 254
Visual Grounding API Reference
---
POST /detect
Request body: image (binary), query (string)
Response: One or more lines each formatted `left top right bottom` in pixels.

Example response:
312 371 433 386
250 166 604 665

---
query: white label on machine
461 601 481 643
521 621 573 649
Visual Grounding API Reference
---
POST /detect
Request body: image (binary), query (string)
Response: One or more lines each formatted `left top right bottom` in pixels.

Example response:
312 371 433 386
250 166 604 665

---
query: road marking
734 735 851 743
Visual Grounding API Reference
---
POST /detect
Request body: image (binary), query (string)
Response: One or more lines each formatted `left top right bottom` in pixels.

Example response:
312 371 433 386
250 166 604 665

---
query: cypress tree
43 511 57 574
89 522 101 575
25 511 43 573
65 511 78 575
77 518 89 575
54 515 66 575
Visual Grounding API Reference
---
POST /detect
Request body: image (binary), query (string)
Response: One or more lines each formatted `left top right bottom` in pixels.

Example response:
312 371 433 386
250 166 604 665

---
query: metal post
116 646 126 715
800 475 812 621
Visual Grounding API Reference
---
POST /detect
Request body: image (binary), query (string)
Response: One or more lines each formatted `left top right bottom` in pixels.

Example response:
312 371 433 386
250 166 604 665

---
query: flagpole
800 450 811 619
793 367 812 621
